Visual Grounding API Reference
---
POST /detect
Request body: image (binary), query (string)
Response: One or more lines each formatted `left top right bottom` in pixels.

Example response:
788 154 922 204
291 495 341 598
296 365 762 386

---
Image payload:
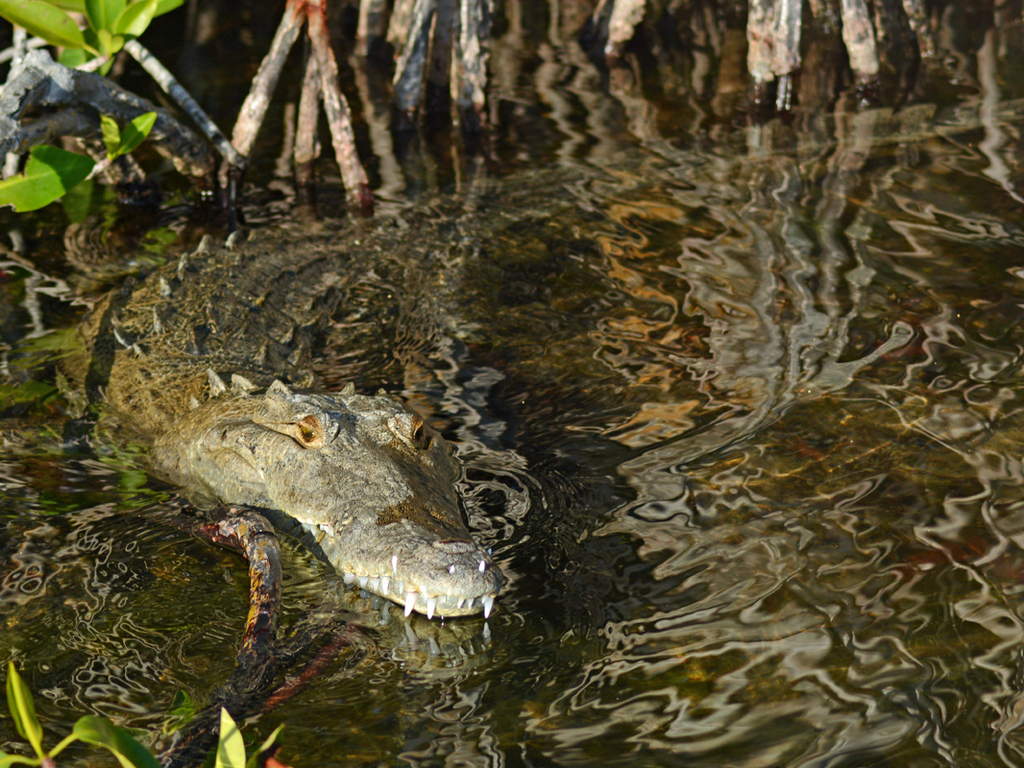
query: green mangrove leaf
49 0 86 11
245 724 285 768
100 111 155 160
0 146 95 212
5 664 44 758
0 0 86 49
96 26 112 55
112 0 156 36
118 111 157 155
152 0 181 18
58 47 87 67
0 752 41 767
83 24 100 51
85 0 124 32
101 114 121 158
215 709 245 768
72 716 161 768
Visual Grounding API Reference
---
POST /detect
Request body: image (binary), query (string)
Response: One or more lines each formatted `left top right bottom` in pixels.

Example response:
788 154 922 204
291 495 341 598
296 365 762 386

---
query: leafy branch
1 663 289 768
0 0 183 74
0 111 156 211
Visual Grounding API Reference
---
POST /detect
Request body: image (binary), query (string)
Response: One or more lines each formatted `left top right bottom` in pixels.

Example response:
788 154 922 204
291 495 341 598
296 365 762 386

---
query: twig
456 0 491 117
356 0 390 56
840 0 880 79
427 0 456 110
294 51 322 168
123 38 246 169
196 508 283 665
306 0 372 210
0 35 46 65
231 1 305 159
605 0 645 57
393 0 436 116
159 507 284 768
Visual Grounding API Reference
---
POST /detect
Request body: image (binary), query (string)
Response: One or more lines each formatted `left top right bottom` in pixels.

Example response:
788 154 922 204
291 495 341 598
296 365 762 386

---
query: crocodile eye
412 420 433 450
295 414 324 448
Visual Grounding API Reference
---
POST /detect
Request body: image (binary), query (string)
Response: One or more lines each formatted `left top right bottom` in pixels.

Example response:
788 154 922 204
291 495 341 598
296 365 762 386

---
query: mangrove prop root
228 0 370 209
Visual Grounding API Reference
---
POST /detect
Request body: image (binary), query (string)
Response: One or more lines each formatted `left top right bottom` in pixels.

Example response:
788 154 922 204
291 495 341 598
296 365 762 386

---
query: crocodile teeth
380 576 390 595
404 591 418 617
482 595 494 618
456 597 466 611
478 560 486 573
425 597 437 620
343 572 356 585
358 575 368 589
391 555 398 573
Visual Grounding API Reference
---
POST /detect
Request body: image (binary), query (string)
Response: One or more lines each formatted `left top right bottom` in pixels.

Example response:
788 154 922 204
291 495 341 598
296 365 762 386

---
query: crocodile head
150 379 503 619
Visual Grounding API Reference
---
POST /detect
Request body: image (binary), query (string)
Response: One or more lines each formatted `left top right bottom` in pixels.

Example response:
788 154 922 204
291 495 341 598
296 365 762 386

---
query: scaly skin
70 229 503 618
151 379 502 617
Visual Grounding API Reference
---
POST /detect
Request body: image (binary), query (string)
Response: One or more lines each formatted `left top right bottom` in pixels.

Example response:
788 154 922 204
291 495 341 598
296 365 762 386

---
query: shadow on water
5 4 1024 768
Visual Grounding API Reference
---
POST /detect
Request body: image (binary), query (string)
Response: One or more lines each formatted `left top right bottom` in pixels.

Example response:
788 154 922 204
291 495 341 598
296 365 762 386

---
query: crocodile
68 224 503 619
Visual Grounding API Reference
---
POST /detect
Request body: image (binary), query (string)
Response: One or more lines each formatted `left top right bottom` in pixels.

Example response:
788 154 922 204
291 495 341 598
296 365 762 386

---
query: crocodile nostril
432 539 477 554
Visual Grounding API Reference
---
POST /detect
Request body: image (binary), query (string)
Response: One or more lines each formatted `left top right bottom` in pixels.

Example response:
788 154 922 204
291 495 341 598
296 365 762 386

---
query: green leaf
49 0 86 12
0 146 95 212
101 114 121 158
112 0 156 36
152 0 182 18
85 0 124 32
99 111 155 161
83 24 100 51
214 709 245 768
118 111 157 156
0 0 87 49
245 724 284 768
5 664 43 758
96 26 112 55
72 716 161 768
0 752 41 767
58 48 88 67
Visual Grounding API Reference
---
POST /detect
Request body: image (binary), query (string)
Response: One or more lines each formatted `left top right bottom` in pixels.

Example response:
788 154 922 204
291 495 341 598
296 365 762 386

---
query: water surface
3 9 1024 768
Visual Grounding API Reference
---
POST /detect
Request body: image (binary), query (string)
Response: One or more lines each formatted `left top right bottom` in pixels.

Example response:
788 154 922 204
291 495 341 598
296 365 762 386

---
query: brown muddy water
4 4 1024 767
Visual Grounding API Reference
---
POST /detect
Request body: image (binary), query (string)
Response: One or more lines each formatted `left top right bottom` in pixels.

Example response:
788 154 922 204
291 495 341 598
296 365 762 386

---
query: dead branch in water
0 48 214 179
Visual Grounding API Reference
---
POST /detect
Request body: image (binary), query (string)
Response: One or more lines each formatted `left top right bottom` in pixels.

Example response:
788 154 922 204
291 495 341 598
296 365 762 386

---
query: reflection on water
5 10 1024 768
